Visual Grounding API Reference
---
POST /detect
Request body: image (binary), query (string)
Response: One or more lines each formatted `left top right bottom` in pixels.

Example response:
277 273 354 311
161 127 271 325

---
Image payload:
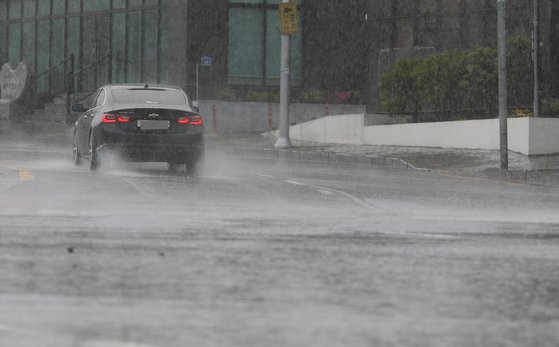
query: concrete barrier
197 100 365 134
285 114 559 156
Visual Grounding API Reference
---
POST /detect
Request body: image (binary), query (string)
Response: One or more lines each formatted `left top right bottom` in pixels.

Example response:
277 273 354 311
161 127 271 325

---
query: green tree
507 34 533 107
415 50 468 117
378 58 421 122
378 35 534 121
460 47 498 117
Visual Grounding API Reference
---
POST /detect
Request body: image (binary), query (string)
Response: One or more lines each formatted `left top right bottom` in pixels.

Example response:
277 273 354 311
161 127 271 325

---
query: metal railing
31 51 113 123
33 54 75 111
73 51 112 94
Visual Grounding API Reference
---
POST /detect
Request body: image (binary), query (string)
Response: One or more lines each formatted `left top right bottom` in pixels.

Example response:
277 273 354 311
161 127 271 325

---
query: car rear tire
89 134 99 170
73 133 81 166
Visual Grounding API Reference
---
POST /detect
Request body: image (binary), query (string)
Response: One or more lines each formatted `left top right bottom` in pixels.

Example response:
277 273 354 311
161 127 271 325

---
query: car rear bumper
96 128 204 163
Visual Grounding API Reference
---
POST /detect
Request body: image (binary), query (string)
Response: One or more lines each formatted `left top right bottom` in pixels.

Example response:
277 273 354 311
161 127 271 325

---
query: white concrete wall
285 114 559 156
529 118 559 156
289 114 364 144
198 101 365 134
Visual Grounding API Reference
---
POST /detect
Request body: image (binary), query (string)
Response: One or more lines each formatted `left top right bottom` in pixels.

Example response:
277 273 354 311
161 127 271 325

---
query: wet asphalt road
1 147 559 347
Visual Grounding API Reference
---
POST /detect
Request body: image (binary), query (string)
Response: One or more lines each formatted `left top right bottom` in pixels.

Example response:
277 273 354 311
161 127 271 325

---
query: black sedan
72 84 204 173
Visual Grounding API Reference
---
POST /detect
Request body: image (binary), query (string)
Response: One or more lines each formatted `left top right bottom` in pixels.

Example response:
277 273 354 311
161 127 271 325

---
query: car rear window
112 89 187 105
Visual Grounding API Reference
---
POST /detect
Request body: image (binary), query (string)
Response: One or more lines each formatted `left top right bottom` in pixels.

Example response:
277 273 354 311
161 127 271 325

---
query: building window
227 0 302 86
0 0 167 93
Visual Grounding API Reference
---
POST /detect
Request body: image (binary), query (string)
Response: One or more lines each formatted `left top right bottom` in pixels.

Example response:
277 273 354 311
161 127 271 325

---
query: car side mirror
71 103 87 113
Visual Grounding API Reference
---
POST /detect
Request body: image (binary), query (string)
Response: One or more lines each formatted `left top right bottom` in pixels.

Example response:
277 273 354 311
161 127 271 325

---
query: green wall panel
112 12 126 83
143 9 158 83
53 0 65 15
22 21 35 64
9 0 21 19
8 23 20 64
23 0 36 17
68 0 81 13
84 0 110 12
228 8 263 84
126 11 142 83
38 1 50 16
67 16 80 69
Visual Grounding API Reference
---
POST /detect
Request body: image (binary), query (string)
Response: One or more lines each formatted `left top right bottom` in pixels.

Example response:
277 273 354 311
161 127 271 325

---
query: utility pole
533 0 540 117
275 0 293 149
497 0 509 170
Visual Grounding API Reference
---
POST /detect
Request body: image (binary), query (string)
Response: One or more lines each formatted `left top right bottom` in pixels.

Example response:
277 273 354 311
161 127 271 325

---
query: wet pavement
1 125 559 346
3 121 559 176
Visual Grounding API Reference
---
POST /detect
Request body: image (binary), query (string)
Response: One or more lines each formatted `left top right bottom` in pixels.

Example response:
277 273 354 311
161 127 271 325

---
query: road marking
285 180 306 186
84 341 160 347
0 164 35 182
255 173 275 179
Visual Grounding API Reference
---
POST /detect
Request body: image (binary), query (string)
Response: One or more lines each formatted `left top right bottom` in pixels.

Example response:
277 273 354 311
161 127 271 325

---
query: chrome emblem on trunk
148 113 160 119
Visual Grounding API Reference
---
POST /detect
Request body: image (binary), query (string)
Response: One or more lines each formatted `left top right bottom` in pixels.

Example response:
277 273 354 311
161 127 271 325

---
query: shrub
507 34 533 106
378 34 534 121
246 90 279 103
301 89 327 104
415 50 468 115
460 47 498 117
542 98 559 117
378 58 422 121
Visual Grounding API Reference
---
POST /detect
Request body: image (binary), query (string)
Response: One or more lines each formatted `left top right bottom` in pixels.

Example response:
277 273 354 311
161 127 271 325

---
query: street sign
279 2 299 35
201 56 212 66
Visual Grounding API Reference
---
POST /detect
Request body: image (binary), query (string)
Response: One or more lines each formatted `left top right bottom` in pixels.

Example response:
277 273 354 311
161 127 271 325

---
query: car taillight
102 114 130 123
178 115 203 126
117 115 130 123
102 114 117 123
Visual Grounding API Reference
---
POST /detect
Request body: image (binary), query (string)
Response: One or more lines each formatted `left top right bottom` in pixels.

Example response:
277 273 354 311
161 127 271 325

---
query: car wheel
73 133 81 166
89 134 99 170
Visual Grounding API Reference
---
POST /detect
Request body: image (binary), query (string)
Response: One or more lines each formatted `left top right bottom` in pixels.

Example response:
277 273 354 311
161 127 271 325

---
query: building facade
1 0 558 111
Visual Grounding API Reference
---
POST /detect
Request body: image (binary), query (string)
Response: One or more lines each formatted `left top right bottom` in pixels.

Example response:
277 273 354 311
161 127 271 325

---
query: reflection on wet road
1 150 559 347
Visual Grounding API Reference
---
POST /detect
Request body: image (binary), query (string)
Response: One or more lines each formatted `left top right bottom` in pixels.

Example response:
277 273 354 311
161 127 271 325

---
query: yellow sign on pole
279 2 299 35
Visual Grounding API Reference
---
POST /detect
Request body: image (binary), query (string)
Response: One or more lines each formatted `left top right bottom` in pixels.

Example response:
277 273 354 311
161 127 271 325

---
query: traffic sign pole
275 0 295 149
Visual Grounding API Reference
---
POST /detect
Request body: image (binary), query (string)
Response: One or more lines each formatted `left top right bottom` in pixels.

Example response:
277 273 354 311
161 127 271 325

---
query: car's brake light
102 114 117 123
117 115 130 123
178 115 203 126
102 114 130 123
190 116 203 126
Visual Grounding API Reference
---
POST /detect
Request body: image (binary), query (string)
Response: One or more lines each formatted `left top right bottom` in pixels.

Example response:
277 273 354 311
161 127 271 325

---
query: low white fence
286 114 559 156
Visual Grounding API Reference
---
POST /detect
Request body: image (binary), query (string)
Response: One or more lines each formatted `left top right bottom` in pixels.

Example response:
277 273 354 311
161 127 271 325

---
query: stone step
27 107 66 122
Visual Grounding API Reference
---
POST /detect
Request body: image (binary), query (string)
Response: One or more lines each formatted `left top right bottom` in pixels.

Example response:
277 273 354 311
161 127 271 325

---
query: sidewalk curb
224 146 422 171
473 168 559 186
224 145 559 187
